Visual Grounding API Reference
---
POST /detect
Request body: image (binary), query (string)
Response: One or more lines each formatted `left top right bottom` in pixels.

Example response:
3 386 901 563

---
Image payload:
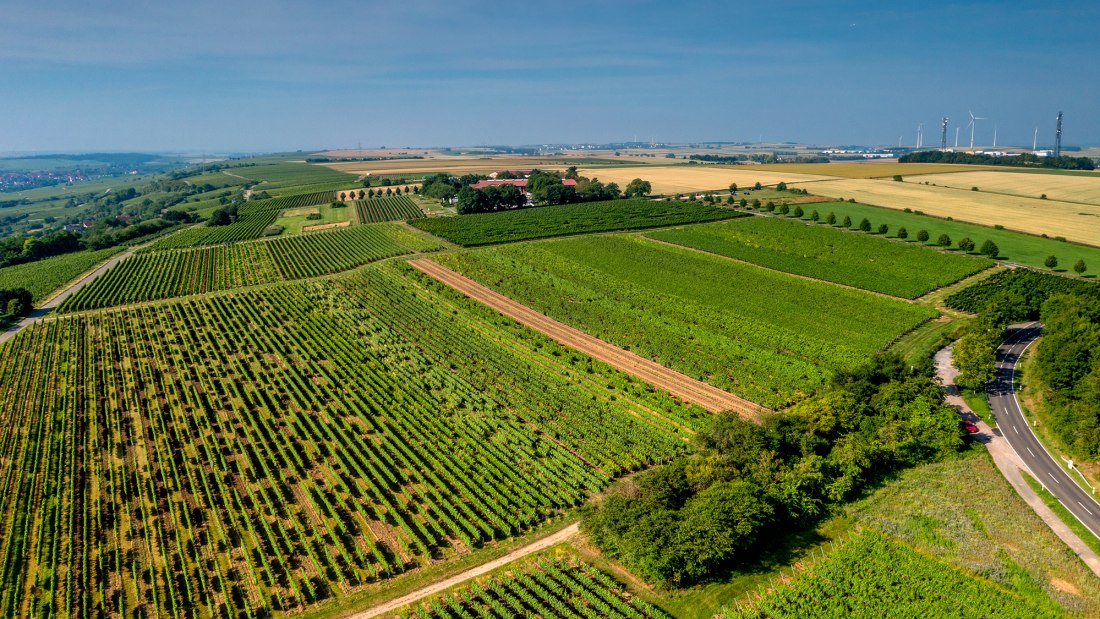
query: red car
962 421 979 433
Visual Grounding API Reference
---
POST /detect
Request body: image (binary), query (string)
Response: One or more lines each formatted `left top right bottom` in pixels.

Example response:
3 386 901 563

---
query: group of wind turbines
914 110 1060 153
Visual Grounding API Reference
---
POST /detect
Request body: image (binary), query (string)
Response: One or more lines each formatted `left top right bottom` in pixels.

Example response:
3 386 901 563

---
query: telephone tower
940 117 948 151
1054 111 1063 157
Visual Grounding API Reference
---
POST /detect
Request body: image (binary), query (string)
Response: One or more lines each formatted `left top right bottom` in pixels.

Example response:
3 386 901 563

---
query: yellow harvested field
751 162 1003 178
897 170 1100 205
575 165 833 195
790 177 1100 246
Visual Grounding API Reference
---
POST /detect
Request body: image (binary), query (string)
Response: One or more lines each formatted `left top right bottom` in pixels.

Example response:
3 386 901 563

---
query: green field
0 247 122 303
355 195 425 223
410 199 747 246
221 160 358 192
435 236 937 407
649 216 992 298
397 557 672 618
274 202 350 234
57 223 440 311
722 530 1061 619
797 201 1100 272
0 260 695 617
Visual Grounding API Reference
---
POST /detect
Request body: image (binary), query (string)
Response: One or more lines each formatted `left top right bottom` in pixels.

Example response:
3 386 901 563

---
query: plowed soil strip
409 258 763 417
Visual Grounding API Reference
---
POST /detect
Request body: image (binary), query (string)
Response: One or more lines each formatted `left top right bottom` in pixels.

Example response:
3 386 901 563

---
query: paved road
990 323 1100 541
0 247 137 346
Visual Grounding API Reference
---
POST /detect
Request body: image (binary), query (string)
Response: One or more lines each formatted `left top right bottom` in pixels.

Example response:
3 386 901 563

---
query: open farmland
750 161 1004 178
789 177 1100 246
0 247 122 303
789 200 1100 271
575 165 833 195
648 216 992 298
318 156 630 177
721 530 1060 619
410 199 746 246
394 557 672 619
898 169 1100 205
434 236 937 408
57 223 440 311
0 261 696 618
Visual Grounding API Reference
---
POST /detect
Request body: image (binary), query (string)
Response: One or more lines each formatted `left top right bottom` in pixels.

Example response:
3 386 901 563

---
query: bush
937 234 952 247
897 227 908 239
877 224 889 235
917 230 930 243
826 212 836 225
1045 255 1058 269
809 210 819 222
893 175 903 182
979 240 999 258
957 237 975 252
843 216 852 228
792 205 803 218
859 218 871 232
1073 259 1087 275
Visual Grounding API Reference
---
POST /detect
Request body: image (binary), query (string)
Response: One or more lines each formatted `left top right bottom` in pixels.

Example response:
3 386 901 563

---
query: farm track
345 523 580 619
409 258 763 417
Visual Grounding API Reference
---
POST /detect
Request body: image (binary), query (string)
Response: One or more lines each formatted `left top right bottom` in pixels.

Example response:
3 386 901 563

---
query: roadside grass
962 388 996 426
885 316 966 367
1022 473 1100 558
848 450 1100 616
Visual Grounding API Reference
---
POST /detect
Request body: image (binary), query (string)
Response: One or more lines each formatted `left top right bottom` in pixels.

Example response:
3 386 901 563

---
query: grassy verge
962 388 996 426
885 316 965 367
1022 472 1100 557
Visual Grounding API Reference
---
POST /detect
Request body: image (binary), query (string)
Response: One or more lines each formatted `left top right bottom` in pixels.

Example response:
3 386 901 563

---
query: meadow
0 247 122 302
789 177 1100 246
57 223 440 311
434 236 937 408
786 200 1100 271
900 169 1100 205
274 203 350 234
721 530 1061 619
410 199 746 246
574 166 832 195
648 216 992 298
0 261 694 618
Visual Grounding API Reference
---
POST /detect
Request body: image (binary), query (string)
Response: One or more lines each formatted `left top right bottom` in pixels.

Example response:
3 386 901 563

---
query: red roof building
468 178 577 190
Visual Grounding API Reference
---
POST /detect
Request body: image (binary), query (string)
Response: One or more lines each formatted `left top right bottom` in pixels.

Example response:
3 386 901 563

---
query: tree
842 215 852 228
739 198 747 208
624 178 653 199
897 227 908 239
367 188 375 198
753 182 762 190
208 207 234 226
917 229 930 243
751 198 761 209
729 183 738 195
953 319 1001 389
858 218 871 232
893 174 903 182
776 181 788 191
792 206 803 217
810 210 819 222
357 189 365 199
1074 259 1087 275
957 237 975 252
826 212 836 225
937 233 952 247
1045 255 1058 269
877 224 889 234
979 240 999 258
777 203 789 215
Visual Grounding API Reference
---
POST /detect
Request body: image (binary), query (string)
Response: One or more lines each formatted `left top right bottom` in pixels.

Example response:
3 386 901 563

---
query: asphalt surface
990 322 1100 541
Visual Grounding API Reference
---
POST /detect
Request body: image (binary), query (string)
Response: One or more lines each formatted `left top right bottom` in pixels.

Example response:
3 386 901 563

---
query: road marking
1078 502 1095 516
1049 472 1060 484
1026 447 1035 457
1015 425 1020 434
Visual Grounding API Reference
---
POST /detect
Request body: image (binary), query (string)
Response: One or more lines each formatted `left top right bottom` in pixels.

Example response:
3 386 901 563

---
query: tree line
581 354 965 587
422 168 653 215
899 150 1095 170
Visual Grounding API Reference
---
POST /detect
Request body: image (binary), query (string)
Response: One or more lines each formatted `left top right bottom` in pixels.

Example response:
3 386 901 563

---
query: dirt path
935 346 1100 578
0 247 138 346
409 258 763 417
347 523 580 619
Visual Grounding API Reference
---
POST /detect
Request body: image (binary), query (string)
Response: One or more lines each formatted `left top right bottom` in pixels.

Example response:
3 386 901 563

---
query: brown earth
409 258 763 418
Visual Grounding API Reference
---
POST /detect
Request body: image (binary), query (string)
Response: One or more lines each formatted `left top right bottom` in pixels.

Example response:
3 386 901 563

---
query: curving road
989 323 1100 541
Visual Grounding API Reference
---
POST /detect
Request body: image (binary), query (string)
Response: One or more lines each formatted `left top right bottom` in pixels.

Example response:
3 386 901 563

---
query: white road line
1049 472 1060 484
1015 425 1020 434
1026 446 1035 457
1079 502 1096 517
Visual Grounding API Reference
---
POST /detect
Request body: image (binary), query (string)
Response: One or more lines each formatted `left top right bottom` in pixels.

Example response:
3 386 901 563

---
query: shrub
1073 259 1087 275
897 227 908 239
792 206 804 218
843 216 853 228
957 237 975 252
877 224 889 235
893 175 903 182
859 218 871 232
826 212 836 225
979 240 999 258
1044 255 1058 269
809 210 819 222
937 234 952 247
917 230 930 243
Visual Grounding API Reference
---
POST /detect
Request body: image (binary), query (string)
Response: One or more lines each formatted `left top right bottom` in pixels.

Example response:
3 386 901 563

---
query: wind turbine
1033 127 1038 151
993 124 997 148
955 127 959 148
968 110 985 149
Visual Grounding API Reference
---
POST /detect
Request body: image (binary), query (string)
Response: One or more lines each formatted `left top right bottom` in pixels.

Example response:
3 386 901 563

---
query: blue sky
1 1 1098 152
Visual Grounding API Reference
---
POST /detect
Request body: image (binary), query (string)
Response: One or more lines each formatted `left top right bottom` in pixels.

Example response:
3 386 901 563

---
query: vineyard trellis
354 195 425 223
0 261 692 617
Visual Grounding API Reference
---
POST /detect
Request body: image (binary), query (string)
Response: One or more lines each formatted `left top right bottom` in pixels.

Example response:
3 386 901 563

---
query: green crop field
410 199 747 246
0 247 122 302
0 260 694 618
57 223 440 311
649 216 992 298
722 531 1060 619
794 201 1100 272
397 557 672 618
435 236 937 407
222 161 358 192
354 195 424 223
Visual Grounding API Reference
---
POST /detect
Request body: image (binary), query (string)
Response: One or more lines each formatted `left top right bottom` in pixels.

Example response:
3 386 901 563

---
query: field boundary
409 258 764 417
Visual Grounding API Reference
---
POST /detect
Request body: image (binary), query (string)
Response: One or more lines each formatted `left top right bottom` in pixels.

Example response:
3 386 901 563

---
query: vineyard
0 246 122 302
410 199 746 246
354 195 424 223
722 531 1060 619
145 200 285 250
397 557 672 618
648 216 992 298
434 236 937 408
0 261 693 617
57 223 441 311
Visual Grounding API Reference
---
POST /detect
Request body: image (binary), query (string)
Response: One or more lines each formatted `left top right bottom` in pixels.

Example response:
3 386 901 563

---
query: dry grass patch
791 177 1100 246
903 170 1100 205
575 165 833 195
